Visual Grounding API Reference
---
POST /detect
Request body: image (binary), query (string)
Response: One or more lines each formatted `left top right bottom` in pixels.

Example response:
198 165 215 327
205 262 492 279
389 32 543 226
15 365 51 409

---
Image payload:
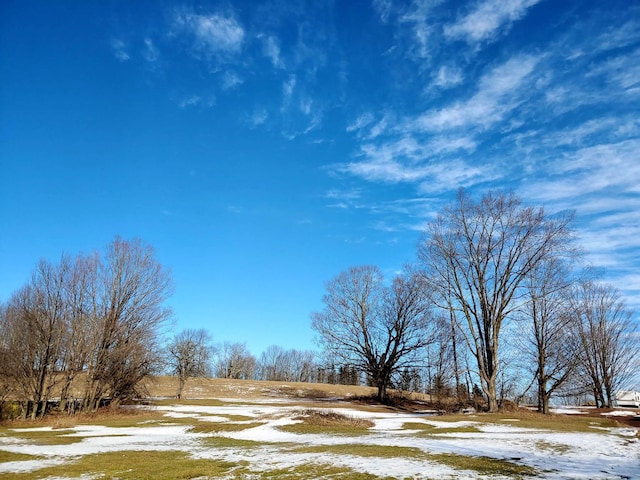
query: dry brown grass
1 406 164 429
142 376 379 401
278 408 375 436
294 409 375 428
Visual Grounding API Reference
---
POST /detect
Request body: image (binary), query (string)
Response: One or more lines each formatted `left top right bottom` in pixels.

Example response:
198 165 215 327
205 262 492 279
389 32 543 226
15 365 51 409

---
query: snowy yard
0 399 638 479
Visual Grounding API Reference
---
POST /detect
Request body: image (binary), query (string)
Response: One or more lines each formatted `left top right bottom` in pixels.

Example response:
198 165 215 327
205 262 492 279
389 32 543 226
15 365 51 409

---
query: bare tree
288 349 317 383
572 280 638 408
58 253 99 413
259 346 318 382
0 258 73 418
518 257 580 413
0 237 173 417
259 345 290 381
167 329 213 399
312 266 435 403
83 237 173 410
419 190 574 411
425 315 456 401
215 342 257 380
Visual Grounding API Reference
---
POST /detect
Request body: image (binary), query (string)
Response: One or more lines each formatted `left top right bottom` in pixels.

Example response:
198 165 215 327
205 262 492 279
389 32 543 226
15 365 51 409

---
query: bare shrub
294 409 374 429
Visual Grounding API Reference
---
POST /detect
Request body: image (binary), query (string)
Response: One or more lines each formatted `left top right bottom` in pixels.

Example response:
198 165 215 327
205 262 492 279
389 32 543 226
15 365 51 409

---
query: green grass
421 412 619 433
89 416 167 428
0 429 84 445
403 422 481 435
0 447 398 480
428 453 540 478
152 398 226 407
198 435 269 449
291 443 428 459
278 409 374 436
0 450 42 463
279 443 540 478
486 413 619 433
189 421 264 433
0 450 239 480
535 440 571 454
253 463 396 479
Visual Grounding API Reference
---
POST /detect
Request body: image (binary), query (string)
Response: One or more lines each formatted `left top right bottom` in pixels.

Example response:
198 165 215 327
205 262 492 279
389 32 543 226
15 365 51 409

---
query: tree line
312 190 638 411
0 238 172 419
1 191 637 419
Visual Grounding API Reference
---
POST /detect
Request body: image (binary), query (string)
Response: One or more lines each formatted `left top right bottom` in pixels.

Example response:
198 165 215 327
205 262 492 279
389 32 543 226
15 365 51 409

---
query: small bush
295 409 374 428
0 401 22 421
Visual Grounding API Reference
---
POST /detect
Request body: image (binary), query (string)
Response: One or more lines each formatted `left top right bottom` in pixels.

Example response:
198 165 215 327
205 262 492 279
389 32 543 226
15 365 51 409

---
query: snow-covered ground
1 401 638 479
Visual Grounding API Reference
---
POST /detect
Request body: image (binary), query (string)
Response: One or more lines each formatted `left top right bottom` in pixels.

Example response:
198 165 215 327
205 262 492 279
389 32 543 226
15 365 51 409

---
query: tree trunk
486 386 499 412
377 382 388 403
537 360 549 414
450 314 461 403
176 376 186 399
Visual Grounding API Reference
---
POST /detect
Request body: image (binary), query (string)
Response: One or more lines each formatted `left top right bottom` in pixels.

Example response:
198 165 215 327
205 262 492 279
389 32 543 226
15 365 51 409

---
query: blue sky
1 0 639 355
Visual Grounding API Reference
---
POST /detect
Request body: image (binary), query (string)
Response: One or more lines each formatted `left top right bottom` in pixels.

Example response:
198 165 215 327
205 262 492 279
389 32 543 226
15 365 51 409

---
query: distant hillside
142 376 379 400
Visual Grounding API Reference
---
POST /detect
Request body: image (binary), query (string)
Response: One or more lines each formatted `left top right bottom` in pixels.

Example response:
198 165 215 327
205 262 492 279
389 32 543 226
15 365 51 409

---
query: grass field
0 377 638 479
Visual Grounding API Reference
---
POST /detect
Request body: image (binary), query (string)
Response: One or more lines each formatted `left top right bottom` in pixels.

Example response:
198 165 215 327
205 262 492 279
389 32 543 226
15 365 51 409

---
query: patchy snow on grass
601 409 640 417
550 407 587 415
1 402 638 479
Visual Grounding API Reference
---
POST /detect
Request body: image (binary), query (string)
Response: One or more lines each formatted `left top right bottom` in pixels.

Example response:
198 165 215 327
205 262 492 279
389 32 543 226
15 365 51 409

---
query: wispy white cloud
221 71 243 90
397 0 444 59
278 74 324 138
143 38 160 63
444 0 541 44
561 14 640 61
594 16 640 53
417 159 493 194
338 135 492 189
431 65 464 89
111 39 130 62
259 34 285 69
372 0 395 23
429 135 477 153
282 75 296 105
335 56 538 196
415 54 539 131
517 138 640 292
177 95 215 109
248 108 268 127
172 9 245 57
586 48 640 93
324 188 362 209
365 113 395 140
346 112 375 133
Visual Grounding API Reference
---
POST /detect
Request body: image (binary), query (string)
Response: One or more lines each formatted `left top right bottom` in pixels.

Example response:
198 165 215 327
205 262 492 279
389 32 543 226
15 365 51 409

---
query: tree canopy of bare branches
418 190 574 412
258 345 317 382
311 265 435 402
0 237 173 418
572 280 638 408
167 329 213 399
517 257 581 413
214 342 257 380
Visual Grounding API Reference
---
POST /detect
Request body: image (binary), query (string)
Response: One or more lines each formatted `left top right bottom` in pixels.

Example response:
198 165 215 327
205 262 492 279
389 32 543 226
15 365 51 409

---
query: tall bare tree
312 266 435 403
259 345 290 381
167 329 213 399
0 258 72 418
215 342 257 380
419 190 574 411
287 349 317 383
83 237 173 410
258 346 318 382
1 237 173 417
572 280 637 408
518 257 580 414
58 253 99 413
